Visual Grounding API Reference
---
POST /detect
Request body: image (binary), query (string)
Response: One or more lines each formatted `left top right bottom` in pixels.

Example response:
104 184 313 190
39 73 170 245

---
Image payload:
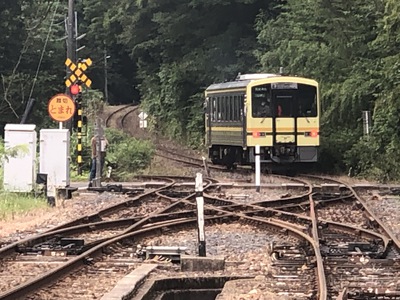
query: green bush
104 128 155 180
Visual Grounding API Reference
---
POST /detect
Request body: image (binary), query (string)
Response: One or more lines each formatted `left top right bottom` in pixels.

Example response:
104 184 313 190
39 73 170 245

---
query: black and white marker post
255 145 261 193
195 173 206 256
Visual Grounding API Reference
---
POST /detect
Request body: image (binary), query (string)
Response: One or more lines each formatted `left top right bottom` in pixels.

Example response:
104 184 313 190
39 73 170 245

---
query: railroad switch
88 184 144 195
321 241 382 258
136 245 188 263
20 237 85 256
389 188 400 196
268 243 309 266
160 190 193 198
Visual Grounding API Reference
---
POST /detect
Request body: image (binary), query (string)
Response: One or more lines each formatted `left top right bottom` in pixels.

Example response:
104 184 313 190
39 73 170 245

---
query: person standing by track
89 133 108 187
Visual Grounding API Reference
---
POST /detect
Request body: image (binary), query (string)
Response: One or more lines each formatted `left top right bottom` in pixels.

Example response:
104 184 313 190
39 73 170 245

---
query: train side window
217 97 222 121
230 96 234 121
222 96 227 121
227 96 230 121
225 96 229 121
233 96 239 121
220 96 224 121
240 95 245 119
211 97 217 121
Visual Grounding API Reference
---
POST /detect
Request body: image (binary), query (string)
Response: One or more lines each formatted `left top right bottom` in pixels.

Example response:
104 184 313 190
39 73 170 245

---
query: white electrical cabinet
3 124 37 192
39 129 70 197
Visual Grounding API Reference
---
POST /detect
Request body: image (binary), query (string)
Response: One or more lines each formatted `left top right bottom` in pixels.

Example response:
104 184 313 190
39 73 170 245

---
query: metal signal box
39 129 70 197
3 124 37 192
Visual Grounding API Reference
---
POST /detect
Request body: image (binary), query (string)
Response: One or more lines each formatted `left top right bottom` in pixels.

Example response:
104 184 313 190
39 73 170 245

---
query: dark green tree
255 0 385 175
0 0 67 128
112 0 273 143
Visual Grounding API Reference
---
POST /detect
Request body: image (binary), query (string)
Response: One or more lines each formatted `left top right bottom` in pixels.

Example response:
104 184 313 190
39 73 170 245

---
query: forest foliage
1 0 400 181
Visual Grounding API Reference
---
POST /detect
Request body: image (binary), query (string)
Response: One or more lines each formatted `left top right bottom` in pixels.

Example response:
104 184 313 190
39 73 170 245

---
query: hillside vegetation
1 0 400 181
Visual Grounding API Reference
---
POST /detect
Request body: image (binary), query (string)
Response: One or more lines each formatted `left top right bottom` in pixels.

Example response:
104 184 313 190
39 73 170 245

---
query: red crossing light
70 84 80 96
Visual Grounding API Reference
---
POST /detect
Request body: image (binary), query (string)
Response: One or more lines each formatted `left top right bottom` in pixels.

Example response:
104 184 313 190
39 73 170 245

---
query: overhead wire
28 0 61 100
2 2 59 119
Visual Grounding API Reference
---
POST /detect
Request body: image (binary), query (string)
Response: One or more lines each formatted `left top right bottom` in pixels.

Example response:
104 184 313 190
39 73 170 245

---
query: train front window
252 83 317 118
252 85 272 118
297 85 317 117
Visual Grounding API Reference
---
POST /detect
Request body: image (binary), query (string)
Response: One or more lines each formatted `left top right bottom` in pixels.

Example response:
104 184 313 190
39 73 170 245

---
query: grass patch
70 170 90 182
0 192 48 221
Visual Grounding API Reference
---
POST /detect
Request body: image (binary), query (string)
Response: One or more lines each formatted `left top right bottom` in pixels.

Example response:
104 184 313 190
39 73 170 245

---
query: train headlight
305 130 319 137
310 130 318 137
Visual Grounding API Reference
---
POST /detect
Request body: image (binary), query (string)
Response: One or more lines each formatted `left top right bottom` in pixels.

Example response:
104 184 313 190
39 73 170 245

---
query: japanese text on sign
48 93 76 122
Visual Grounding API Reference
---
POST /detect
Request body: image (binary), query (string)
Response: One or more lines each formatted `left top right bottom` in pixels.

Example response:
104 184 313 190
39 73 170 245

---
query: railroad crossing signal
64 58 92 88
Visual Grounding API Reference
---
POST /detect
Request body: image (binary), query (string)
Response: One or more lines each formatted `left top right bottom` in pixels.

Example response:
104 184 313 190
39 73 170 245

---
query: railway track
105 104 137 130
0 175 399 299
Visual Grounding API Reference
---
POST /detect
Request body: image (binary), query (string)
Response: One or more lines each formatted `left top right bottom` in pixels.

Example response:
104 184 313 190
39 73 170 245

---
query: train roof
206 73 281 91
206 73 317 92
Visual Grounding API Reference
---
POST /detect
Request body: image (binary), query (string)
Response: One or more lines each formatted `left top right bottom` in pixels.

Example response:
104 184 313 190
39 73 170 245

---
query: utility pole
104 49 110 104
67 0 75 64
65 0 75 131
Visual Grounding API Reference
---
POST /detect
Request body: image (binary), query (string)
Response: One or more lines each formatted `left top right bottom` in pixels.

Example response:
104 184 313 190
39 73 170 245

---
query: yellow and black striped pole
76 86 83 175
66 58 92 175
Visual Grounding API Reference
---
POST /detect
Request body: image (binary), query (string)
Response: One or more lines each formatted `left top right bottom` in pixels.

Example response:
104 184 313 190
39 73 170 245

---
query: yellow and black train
204 72 320 169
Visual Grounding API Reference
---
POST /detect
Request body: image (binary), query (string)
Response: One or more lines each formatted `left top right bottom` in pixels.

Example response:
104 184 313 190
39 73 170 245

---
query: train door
272 90 297 118
205 96 213 146
240 94 246 147
271 88 298 150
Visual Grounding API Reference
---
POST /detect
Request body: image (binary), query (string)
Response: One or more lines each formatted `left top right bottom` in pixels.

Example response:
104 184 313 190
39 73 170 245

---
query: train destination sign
271 82 298 89
48 93 76 122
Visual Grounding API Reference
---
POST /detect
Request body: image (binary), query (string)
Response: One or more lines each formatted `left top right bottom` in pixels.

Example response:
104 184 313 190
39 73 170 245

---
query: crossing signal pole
65 0 93 176
65 58 92 176
70 83 83 174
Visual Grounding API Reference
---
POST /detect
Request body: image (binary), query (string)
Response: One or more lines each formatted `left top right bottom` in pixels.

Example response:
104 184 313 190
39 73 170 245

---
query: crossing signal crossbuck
65 58 92 88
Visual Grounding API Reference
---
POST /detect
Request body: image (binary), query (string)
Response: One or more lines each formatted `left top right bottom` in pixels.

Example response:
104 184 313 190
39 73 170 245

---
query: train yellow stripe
209 127 319 132
209 127 242 131
206 88 246 94
248 128 319 131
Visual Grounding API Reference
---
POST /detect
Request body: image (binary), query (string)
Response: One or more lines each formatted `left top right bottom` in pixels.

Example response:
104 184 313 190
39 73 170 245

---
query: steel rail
105 104 135 128
303 175 400 248
0 178 175 258
204 190 392 252
0 209 325 300
309 193 328 300
121 106 138 128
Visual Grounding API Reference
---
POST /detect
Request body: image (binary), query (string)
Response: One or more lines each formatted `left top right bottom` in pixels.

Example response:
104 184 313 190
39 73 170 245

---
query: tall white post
255 145 261 192
195 173 206 256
